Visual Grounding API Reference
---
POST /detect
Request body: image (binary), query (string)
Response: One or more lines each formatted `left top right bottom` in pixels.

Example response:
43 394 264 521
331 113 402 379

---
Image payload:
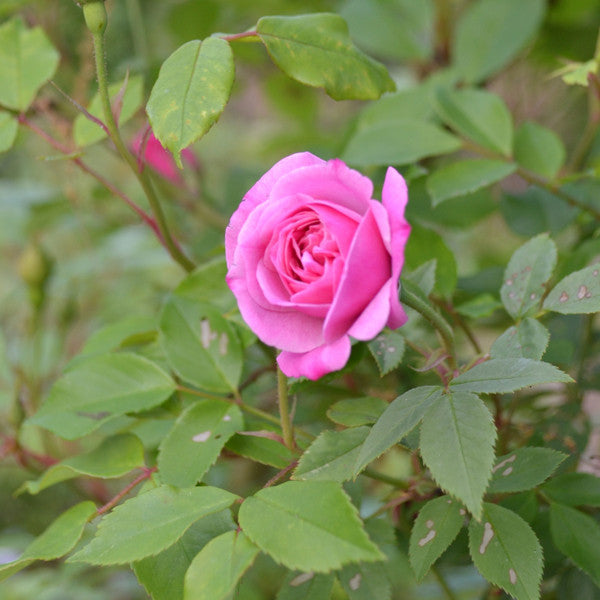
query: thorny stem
432 565 460 600
401 285 458 371
18 114 165 244
89 19 195 272
277 367 296 451
96 466 157 516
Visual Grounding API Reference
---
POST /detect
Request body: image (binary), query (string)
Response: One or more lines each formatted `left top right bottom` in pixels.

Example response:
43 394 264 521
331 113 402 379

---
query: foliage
1 1 600 599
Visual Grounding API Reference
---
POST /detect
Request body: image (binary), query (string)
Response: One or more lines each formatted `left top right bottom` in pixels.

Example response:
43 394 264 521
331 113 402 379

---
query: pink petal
277 336 351 380
348 281 392 340
381 167 411 329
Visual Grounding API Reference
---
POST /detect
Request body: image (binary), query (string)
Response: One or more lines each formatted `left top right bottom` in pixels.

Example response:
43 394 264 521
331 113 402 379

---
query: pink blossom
131 130 196 184
225 153 411 380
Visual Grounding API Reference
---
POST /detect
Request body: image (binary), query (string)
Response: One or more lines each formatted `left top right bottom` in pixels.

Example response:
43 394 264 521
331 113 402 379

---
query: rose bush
226 152 411 379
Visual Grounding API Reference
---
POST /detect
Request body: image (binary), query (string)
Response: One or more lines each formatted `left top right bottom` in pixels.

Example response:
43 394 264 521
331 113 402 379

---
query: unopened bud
17 244 52 288
82 1 107 35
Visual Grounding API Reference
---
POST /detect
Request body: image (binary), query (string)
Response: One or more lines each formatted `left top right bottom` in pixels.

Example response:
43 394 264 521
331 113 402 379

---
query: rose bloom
131 130 196 184
226 153 411 380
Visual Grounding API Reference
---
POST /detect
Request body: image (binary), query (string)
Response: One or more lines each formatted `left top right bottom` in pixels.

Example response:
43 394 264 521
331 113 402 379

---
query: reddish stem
264 461 297 488
220 30 258 42
96 466 157 516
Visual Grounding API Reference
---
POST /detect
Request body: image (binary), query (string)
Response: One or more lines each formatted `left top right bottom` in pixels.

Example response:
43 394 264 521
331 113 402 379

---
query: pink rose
225 153 411 380
131 129 197 184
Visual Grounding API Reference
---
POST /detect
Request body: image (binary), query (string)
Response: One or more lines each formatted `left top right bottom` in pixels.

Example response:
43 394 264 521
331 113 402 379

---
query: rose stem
85 2 195 272
400 285 458 371
277 367 296 451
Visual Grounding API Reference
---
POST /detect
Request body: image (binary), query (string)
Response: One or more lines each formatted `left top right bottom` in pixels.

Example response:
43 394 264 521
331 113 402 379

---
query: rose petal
323 203 390 342
347 281 392 340
277 336 351 380
381 167 411 329
225 153 324 264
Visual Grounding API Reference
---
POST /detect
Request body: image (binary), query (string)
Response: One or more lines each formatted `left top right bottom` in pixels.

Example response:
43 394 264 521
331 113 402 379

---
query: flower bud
17 244 52 289
82 1 107 35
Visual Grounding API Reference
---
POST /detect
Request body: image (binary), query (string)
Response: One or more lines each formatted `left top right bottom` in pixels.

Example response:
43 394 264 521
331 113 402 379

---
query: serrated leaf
29 353 176 439
256 14 395 101
550 502 600 587
159 295 242 393
294 427 369 482
238 480 384 572
487 448 566 494
450 358 573 393
490 319 550 360
73 75 143 146
183 530 259 600
226 433 294 468
469 503 543 600
501 234 557 318
276 572 335 600
541 473 600 507
543 264 600 314
20 434 145 495
433 88 513 155
343 118 461 167
339 561 391 600
158 400 243 487
420 391 495 519
453 0 545 83
368 331 405 375
0 502 96 582
326 397 388 427
134 511 235 600
147 37 234 167
404 259 437 297
513 121 565 179
0 112 18 153
409 496 464 581
427 159 515 206
0 17 60 111
354 386 443 476
69 485 238 565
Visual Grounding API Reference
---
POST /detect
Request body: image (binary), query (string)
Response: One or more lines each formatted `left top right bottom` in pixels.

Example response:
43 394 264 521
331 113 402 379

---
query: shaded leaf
226 433 295 469
455 294 502 319
276 572 335 600
256 14 395 101
326 397 388 428
420 391 495 519
513 121 565 179
490 319 550 360
339 561 391 600
542 473 600 507
0 112 18 153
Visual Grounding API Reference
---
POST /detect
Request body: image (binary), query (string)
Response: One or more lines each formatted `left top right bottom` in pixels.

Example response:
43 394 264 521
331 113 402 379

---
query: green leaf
433 88 513 155
0 112 18 153
174 257 236 314
70 485 238 565
134 511 235 600
0 502 96 582
550 502 600 587
293 427 369 482
73 75 144 147
343 118 461 167
183 530 259 600
501 234 557 319
225 433 295 469
256 14 395 101
420 391 495 519
487 448 566 494
556 568 600 600
513 121 565 179
326 397 388 428
158 400 243 487
409 496 464 581
276 572 335 600
405 224 457 297
368 330 405 375
339 561 391 600
29 353 176 439
20 433 145 495
468 503 543 600
159 296 242 393
427 159 515 206
147 37 234 167
541 473 600 507
556 59 599 86
340 0 434 62
543 264 600 314
353 386 443 476
455 294 502 319
453 0 545 83
404 259 437 296
238 480 384 572
0 17 60 111
451 358 573 393
490 319 550 360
